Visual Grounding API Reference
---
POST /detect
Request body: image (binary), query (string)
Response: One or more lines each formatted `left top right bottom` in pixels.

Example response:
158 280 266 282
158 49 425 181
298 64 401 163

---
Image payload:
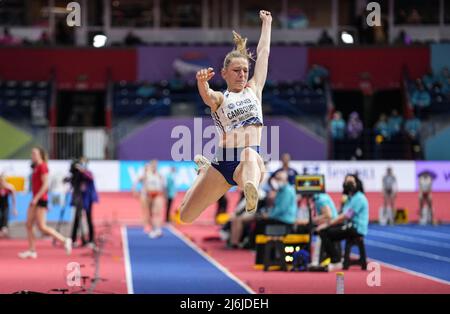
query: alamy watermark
66 262 81 287
170 118 280 162
66 2 81 27
366 262 382 287
366 2 382 27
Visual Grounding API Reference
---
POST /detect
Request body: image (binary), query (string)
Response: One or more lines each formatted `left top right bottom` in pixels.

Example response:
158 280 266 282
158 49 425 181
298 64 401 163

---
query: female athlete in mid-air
180 10 272 223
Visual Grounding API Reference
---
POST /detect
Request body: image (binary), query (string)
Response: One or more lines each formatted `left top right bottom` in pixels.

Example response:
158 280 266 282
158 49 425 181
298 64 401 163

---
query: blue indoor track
364 224 450 283
124 226 250 294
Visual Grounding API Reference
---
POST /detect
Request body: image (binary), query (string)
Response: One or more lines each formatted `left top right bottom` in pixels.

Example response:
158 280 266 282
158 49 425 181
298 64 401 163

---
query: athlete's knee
26 221 33 230
240 147 258 163
37 223 48 234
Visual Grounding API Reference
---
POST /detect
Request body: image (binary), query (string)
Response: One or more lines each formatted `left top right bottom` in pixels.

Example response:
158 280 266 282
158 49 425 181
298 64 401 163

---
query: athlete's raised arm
249 10 272 96
196 67 224 112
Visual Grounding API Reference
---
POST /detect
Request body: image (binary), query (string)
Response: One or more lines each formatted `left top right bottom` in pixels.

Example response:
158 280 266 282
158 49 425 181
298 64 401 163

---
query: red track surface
176 224 450 294
1 191 449 294
0 193 131 294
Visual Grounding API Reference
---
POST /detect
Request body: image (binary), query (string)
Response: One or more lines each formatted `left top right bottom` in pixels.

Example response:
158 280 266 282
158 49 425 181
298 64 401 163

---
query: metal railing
44 127 113 160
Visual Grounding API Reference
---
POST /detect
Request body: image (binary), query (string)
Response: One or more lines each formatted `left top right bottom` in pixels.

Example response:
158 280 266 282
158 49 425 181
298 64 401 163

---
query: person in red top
0 174 17 237
18 147 72 259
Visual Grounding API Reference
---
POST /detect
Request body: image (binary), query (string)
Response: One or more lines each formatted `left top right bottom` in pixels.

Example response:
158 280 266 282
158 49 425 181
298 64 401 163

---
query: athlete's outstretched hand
196 67 215 83
259 10 272 23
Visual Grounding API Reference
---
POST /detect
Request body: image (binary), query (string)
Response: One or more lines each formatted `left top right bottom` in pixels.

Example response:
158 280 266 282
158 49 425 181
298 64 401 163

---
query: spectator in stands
405 114 421 140
404 113 422 159
330 111 346 159
346 112 364 160
136 81 156 98
165 167 177 223
388 109 403 137
411 79 431 117
422 71 437 90
375 113 391 140
330 111 346 140
317 30 334 45
0 174 17 237
317 174 369 271
438 67 450 92
441 77 450 95
347 111 363 140
254 171 297 237
0 27 20 46
306 64 329 89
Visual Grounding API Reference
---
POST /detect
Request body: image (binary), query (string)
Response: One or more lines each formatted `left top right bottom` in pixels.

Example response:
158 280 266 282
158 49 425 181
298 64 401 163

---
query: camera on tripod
295 174 325 196
70 159 82 175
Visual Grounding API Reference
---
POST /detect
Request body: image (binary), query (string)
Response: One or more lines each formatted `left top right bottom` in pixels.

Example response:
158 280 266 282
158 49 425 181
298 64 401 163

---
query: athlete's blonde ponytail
223 31 254 69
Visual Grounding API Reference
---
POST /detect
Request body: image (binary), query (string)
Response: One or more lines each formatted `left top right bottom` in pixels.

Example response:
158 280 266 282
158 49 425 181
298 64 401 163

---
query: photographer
66 157 98 248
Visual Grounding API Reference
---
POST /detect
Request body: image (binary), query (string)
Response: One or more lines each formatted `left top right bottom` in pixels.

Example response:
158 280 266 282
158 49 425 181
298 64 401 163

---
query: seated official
316 174 369 270
254 171 297 236
295 192 338 234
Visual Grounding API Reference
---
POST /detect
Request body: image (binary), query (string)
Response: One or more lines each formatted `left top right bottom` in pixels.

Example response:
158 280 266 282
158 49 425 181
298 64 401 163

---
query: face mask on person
343 182 356 195
272 178 287 191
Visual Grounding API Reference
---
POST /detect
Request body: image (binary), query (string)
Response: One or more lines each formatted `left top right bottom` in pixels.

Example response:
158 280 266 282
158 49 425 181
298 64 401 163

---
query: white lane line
368 230 450 249
365 239 450 263
168 225 255 294
378 226 450 240
121 225 134 294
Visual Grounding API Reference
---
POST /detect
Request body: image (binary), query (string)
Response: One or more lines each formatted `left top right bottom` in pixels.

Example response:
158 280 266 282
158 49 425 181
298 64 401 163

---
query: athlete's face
222 57 249 92
31 148 41 164
149 160 158 172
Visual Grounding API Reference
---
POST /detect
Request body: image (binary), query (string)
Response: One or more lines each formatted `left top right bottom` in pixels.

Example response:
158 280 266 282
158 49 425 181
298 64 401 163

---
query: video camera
70 159 82 175
295 174 325 196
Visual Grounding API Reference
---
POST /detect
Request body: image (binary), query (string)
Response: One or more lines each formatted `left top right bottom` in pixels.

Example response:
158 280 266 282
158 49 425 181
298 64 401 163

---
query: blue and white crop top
211 87 263 135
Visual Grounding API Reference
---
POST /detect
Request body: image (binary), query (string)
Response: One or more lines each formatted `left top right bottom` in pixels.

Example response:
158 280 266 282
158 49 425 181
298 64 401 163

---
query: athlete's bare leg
180 166 231 223
233 147 265 212
25 206 37 251
151 195 164 230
